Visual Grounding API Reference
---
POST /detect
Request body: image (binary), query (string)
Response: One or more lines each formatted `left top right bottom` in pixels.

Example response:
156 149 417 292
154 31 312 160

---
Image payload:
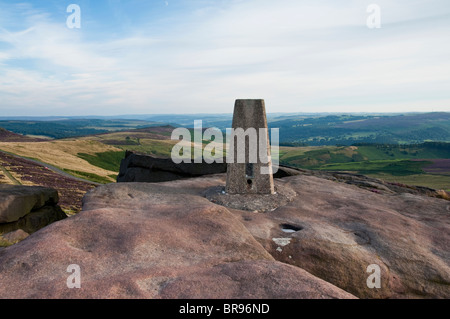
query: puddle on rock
280 223 303 233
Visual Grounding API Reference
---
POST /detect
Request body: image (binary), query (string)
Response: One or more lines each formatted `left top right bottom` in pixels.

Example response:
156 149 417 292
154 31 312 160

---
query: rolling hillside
0 139 122 184
0 126 185 188
274 112 450 145
0 151 95 215
2 112 450 146
78 126 175 152
1 118 449 200
0 119 164 139
0 127 46 142
279 142 450 191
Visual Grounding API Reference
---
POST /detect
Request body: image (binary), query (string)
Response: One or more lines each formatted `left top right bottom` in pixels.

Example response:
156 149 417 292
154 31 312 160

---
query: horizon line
0 111 449 119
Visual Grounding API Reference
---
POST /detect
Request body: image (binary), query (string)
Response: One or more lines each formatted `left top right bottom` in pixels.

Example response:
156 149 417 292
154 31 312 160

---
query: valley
0 113 449 215
0 151 95 215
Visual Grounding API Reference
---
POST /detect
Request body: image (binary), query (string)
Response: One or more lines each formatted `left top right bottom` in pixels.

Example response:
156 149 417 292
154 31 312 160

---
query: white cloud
0 0 449 115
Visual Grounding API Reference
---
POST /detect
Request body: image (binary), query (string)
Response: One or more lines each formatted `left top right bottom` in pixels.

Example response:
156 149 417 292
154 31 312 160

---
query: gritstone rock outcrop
0 178 355 299
0 185 67 245
0 171 449 299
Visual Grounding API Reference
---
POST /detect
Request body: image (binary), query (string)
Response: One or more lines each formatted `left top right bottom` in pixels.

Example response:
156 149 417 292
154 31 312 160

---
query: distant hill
1 112 449 145
0 127 46 142
0 119 164 140
0 125 179 189
274 112 450 145
279 142 450 191
78 125 179 158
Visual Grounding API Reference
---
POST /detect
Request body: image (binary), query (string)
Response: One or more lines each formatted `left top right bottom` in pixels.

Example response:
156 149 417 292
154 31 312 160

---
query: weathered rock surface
0 178 354 299
116 151 300 183
0 185 67 238
0 171 448 299
294 168 450 199
223 175 450 299
117 151 449 202
1 229 29 245
205 184 297 212
158 259 354 299
117 151 228 183
0 205 68 236
0 185 59 223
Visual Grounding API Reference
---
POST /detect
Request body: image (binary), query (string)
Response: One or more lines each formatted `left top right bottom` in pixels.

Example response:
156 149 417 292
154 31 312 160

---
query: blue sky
0 0 449 116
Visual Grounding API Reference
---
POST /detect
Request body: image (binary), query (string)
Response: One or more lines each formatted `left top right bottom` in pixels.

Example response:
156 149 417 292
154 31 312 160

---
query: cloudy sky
0 0 449 116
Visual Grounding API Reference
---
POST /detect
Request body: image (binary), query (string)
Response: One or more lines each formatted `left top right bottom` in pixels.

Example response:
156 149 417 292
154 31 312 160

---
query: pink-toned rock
0 178 354 299
228 175 450 299
0 185 59 223
2 171 446 299
159 260 355 299
2 229 29 244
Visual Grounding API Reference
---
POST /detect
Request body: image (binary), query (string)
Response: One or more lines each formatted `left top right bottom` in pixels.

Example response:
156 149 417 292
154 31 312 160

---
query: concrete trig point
226 99 275 195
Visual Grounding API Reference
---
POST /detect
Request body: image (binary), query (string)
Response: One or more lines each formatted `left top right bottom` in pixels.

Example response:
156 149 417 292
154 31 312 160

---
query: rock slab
1 172 448 299
1 229 29 245
0 179 354 299
0 185 67 237
0 185 59 223
225 175 450 299
116 151 299 183
117 151 227 183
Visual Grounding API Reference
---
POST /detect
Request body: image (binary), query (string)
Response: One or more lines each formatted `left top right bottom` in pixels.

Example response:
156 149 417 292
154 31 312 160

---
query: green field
4 122 443 190
73 131 450 191
356 145 450 160
273 112 450 146
319 159 431 176
2 112 450 145
78 151 126 172
2 116 448 206
367 173 450 191
114 140 175 158
75 135 449 191
63 169 113 184
280 143 450 191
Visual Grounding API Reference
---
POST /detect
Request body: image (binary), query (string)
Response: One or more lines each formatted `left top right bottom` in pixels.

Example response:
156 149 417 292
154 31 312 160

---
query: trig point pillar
226 99 275 195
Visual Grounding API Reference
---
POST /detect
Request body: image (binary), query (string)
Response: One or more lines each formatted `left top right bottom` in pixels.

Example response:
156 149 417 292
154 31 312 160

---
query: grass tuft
63 169 113 184
77 151 125 172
